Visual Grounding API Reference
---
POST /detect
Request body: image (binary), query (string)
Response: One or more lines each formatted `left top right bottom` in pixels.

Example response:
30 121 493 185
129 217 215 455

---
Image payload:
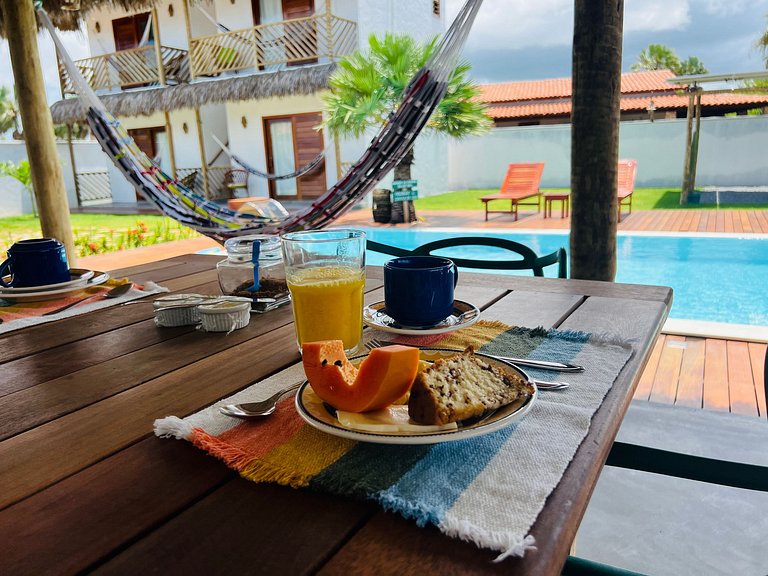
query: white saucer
362 299 481 335
0 268 95 294
0 271 110 302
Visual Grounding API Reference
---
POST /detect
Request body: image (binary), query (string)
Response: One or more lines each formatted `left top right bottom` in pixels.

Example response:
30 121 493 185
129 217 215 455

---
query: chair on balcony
223 169 249 198
481 162 545 221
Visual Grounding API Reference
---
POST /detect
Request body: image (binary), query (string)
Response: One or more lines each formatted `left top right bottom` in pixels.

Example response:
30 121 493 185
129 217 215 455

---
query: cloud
0 28 89 106
624 0 690 32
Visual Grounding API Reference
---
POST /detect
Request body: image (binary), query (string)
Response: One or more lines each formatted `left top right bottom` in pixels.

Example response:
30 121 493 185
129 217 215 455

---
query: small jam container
153 294 208 327
216 235 289 306
198 298 252 333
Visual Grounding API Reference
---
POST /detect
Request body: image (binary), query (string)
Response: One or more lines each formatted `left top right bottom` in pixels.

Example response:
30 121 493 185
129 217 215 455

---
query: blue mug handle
451 261 459 288
0 257 13 288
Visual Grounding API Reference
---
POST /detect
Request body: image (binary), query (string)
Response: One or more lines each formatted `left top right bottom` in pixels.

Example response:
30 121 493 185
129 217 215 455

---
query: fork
365 338 584 373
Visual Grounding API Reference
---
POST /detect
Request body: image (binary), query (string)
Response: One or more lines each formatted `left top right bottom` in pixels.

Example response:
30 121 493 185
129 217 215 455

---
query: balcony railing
188 13 357 77
60 45 190 95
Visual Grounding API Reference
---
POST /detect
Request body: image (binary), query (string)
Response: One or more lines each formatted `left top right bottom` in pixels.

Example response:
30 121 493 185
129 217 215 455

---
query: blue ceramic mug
0 238 70 288
384 256 459 327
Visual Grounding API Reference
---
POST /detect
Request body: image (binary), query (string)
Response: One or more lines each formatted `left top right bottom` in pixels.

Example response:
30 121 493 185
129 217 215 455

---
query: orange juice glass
281 230 366 353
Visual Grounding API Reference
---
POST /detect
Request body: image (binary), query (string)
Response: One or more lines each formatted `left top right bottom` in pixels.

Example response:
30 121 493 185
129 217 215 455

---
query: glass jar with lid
216 235 289 307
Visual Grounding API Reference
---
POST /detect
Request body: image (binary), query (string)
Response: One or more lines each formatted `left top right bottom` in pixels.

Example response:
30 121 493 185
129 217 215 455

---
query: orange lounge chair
481 162 544 221
618 159 637 222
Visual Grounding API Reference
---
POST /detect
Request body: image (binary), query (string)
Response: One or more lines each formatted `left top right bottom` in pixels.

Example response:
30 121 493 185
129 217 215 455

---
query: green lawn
413 188 768 211
0 214 200 256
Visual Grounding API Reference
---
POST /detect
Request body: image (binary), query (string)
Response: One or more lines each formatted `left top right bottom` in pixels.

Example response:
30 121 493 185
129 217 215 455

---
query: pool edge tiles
663 319 768 343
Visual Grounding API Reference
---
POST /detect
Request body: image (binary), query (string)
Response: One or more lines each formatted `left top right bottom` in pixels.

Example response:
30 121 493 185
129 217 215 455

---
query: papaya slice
301 340 420 413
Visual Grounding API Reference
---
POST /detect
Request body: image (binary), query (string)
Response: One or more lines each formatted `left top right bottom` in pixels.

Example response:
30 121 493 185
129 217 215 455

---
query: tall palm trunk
391 147 416 223
570 0 623 281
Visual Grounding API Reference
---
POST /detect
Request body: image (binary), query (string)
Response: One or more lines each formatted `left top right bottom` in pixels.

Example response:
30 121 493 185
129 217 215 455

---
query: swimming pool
358 228 768 327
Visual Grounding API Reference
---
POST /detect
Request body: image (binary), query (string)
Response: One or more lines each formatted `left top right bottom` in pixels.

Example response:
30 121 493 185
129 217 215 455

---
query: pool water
359 228 768 327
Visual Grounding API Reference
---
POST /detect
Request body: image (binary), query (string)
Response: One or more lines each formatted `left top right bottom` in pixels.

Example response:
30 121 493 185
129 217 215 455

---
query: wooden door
128 126 165 201
112 13 151 51
264 112 326 201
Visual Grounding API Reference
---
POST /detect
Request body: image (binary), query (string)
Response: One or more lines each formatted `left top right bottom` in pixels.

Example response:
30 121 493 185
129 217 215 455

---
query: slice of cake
408 348 534 425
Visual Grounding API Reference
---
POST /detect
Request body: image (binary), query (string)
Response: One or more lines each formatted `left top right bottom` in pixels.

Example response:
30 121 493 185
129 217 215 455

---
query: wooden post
195 108 210 198
1 0 76 264
325 0 334 58
333 130 342 180
680 89 695 204
689 89 702 195
151 7 167 85
181 0 196 80
164 111 177 178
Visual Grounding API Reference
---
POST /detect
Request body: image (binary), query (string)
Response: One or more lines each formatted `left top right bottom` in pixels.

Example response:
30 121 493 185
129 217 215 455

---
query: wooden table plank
748 342 766 417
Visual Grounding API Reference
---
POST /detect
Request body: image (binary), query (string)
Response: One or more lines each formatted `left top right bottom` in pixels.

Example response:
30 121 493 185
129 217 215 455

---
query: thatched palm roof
0 1 161 37
50 63 335 124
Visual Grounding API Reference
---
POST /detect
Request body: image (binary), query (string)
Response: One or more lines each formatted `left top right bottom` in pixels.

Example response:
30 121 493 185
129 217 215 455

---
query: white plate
362 299 481 335
295 348 537 445
0 268 95 294
0 272 110 302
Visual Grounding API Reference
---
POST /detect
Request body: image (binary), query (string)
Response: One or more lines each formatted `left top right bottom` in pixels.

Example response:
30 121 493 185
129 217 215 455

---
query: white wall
448 115 768 191
86 0 190 59
225 94 338 197
0 140 109 216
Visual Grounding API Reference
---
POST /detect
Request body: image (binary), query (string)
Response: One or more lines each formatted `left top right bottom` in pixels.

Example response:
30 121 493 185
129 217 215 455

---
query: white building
50 0 448 210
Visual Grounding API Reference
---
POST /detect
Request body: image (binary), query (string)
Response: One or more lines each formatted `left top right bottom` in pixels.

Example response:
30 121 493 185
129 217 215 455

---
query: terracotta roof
478 70 682 104
480 69 768 120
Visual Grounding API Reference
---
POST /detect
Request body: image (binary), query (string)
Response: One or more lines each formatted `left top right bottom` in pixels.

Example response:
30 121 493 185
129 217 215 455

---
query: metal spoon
42 283 133 316
219 381 303 418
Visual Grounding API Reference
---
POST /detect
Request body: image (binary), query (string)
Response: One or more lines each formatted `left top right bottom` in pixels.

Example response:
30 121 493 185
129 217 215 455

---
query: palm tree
571 0 624 281
323 33 491 220
0 85 19 138
631 43 708 76
758 16 768 67
631 44 680 72
0 160 36 215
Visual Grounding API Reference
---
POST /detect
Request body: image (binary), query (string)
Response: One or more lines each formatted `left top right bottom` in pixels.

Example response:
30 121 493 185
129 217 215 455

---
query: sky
0 0 767 106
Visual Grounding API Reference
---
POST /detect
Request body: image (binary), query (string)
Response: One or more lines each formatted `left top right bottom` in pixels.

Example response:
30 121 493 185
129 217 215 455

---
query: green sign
392 179 418 202
392 188 419 202
392 179 418 190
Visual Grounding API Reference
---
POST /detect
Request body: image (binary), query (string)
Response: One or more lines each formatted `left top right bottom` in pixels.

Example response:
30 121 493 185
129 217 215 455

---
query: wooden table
0 255 671 576
544 193 571 219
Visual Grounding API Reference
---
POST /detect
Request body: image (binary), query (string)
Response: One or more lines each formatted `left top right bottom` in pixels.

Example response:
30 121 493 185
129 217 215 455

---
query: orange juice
287 265 365 351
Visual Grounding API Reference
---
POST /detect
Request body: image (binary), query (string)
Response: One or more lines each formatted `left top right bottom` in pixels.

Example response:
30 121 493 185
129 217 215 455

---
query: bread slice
408 347 534 425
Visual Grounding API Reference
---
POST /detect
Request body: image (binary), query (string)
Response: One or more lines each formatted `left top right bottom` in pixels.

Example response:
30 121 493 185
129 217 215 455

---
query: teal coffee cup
0 238 70 288
384 256 458 327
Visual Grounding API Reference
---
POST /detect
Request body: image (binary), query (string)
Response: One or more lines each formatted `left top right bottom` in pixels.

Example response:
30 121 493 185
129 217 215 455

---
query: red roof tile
480 70 768 120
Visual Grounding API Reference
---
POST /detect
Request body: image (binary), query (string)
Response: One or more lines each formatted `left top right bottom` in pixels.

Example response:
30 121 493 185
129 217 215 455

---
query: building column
195 108 210 198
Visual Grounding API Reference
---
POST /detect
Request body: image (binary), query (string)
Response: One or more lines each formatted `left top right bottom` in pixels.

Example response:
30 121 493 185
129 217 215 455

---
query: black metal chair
367 237 568 278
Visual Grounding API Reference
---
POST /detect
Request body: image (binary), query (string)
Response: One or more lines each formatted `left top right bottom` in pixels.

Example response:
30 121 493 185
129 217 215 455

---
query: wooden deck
335 207 768 234
634 335 766 418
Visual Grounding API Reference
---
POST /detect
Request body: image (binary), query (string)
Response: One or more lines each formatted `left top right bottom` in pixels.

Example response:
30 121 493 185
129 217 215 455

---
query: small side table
544 193 570 219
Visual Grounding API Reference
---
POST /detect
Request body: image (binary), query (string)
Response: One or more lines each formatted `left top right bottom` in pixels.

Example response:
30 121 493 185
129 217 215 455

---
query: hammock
211 134 327 181
38 0 484 242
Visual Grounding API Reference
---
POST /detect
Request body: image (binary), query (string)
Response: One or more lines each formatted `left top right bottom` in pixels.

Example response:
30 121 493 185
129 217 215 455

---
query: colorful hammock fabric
38 0 484 242
155 321 633 560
